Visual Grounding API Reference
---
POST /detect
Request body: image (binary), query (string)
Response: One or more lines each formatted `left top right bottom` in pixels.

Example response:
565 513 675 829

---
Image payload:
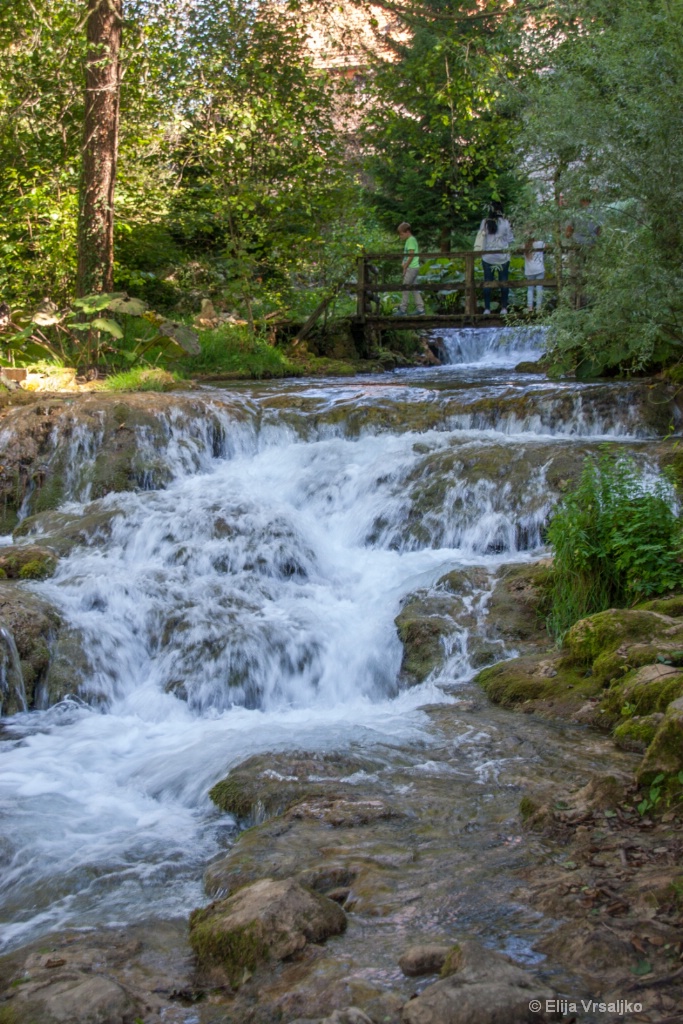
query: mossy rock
485 562 552 646
189 878 346 987
613 714 663 752
637 594 683 618
637 698 683 784
601 666 683 720
13 507 123 556
395 609 452 684
563 609 676 668
0 545 57 580
476 653 590 708
209 750 381 824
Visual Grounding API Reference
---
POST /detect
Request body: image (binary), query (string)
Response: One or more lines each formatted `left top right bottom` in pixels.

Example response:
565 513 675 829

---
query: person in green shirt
395 222 424 315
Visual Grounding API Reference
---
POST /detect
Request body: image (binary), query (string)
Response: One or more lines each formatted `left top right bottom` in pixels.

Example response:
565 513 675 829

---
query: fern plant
546 451 683 638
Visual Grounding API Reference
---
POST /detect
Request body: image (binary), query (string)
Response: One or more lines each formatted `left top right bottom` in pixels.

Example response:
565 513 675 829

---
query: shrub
546 452 683 638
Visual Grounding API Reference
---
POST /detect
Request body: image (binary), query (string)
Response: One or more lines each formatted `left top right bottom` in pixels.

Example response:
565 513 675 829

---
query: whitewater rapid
0 326 665 951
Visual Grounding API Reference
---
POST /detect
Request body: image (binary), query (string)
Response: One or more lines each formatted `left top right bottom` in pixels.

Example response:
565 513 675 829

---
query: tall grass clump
546 452 683 639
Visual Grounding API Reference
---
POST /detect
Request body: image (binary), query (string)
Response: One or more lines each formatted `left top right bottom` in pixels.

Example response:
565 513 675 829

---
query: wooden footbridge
294 247 560 346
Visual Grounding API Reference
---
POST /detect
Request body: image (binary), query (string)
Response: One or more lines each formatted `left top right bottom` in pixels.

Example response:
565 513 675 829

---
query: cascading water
0 327 671 955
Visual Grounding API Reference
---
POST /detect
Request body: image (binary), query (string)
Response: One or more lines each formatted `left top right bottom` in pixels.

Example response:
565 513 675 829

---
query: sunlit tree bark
76 0 122 295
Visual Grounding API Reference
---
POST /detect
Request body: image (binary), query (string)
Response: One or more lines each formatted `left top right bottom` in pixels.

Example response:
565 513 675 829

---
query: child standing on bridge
394 223 425 316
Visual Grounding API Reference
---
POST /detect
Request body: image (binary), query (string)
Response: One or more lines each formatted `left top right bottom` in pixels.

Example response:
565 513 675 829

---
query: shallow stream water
0 327 661 964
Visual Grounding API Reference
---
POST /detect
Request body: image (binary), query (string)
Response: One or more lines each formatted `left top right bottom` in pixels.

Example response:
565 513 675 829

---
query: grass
98 367 180 391
179 325 302 379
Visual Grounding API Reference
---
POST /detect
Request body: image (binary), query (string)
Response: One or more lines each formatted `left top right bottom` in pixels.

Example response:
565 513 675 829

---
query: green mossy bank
475 601 683 786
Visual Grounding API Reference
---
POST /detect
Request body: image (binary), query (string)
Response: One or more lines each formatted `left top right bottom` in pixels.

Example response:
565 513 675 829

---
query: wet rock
0 582 88 713
287 797 402 827
0 923 191 1024
209 751 381 825
398 944 453 977
13 506 122 556
189 877 347 987
10 973 138 1023
514 360 547 374
0 392 248 530
290 1011 375 1024
395 567 493 683
0 543 57 580
400 940 558 1024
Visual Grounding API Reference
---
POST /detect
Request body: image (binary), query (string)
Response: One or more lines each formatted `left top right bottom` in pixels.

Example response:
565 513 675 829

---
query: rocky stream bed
0 328 682 1024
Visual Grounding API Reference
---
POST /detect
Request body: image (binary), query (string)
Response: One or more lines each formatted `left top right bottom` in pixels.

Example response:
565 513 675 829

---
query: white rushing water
0 327 663 951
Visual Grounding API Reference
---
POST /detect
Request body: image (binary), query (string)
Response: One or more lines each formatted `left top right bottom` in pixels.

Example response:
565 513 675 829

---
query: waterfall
0 327 673 953
438 325 547 366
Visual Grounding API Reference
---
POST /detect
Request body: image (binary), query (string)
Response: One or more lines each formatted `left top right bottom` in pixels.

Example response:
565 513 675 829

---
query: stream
0 327 660 974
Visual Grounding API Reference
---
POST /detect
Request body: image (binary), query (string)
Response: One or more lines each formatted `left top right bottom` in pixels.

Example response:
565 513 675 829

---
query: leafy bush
546 452 683 638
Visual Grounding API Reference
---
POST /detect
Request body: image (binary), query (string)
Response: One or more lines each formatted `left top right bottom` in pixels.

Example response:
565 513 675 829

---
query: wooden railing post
465 252 477 315
356 256 367 322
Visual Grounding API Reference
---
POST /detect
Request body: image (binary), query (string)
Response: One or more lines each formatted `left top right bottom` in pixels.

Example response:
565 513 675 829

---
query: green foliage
179 325 301 379
517 0 683 373
363 0 529 247
637 771 683 817
0 292 198 369
546 452 683 638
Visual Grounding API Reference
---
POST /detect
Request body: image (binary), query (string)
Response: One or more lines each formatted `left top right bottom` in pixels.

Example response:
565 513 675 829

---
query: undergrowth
546 451 683 638
179 325 301 378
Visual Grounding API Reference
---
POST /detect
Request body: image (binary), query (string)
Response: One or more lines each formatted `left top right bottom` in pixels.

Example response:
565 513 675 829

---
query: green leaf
91 318 124 339
107 297 147 316
69 323 93 332
73 293 125 314
158 321 200 355
631 961 652 977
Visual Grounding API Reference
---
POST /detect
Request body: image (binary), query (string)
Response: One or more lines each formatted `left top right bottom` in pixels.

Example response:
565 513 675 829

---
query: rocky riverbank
3 562 681 1024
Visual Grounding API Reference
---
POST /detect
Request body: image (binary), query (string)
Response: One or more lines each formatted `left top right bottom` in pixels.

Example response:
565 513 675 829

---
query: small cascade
0 623 27 715
438 325 547 366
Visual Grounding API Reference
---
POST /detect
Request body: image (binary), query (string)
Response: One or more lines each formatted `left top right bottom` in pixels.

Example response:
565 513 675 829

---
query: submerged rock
209 751 382 825
398 944 453 977
189 877 347 988
400 940 558 1024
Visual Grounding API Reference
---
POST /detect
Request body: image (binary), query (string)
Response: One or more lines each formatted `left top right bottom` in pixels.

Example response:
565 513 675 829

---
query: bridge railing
353 247 561 320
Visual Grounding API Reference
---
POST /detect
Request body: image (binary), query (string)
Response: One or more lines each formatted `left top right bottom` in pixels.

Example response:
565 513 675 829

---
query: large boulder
189 877 347 987
401 940 558 1024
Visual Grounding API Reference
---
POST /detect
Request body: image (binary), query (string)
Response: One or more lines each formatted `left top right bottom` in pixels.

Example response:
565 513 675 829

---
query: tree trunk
76 0 123 296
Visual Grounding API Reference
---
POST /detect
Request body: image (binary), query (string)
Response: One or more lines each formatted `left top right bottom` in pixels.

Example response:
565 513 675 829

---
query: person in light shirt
479 202 514 316
524 238 545 311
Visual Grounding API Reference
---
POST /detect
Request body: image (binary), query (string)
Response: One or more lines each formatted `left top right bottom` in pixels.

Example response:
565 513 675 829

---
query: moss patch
0 545 57 581
476 654 594 711
564 609 672 668
188 909 269 987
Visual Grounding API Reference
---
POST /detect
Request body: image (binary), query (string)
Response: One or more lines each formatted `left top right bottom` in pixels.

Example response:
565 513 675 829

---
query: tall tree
76 0 123 295
362 0 528 249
